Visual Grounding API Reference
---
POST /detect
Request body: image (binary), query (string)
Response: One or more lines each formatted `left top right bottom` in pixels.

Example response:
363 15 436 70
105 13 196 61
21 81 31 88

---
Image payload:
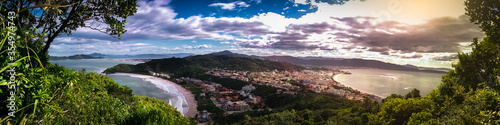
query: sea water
49 59 140 73
108 74 189 115
49 59 188 115
335 68 445 97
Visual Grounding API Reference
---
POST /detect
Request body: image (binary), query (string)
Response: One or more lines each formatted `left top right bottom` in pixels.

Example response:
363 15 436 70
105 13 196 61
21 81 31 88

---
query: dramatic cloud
234 15 484 54
349 15 484 53
174 44 214 50
209 1 250 10
48 0 478 68
432 54 458 61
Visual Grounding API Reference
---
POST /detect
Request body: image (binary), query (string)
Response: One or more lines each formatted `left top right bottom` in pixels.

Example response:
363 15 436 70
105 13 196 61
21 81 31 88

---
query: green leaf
36 68 43 72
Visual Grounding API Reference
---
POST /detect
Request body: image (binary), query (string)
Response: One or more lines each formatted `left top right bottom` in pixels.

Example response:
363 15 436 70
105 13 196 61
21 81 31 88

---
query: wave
378 75 398 80
116 73 188 116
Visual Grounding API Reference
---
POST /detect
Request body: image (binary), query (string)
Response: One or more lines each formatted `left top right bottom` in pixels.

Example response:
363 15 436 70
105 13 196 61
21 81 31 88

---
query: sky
48 0 484 68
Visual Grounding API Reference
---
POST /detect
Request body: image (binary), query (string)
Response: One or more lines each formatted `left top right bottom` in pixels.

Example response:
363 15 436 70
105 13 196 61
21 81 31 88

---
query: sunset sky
49 0 483 68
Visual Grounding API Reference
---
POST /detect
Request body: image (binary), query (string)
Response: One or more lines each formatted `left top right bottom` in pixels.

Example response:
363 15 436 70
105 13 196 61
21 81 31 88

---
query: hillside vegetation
0 3 195 124
105 54 305 77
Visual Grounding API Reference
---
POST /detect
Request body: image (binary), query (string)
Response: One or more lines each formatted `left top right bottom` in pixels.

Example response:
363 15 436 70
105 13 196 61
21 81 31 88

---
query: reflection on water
335 69 445 97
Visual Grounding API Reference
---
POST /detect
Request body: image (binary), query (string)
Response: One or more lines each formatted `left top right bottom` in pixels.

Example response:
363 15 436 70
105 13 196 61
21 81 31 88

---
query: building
222 101 251 112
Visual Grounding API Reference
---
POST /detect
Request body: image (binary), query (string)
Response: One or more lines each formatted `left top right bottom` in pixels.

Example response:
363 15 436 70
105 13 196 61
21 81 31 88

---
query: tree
405 88 421 99
1 0 138 63
465 0 500 44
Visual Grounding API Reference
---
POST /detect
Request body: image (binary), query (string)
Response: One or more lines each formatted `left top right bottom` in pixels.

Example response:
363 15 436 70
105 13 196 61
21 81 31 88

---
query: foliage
0 5 194 124
1 0 138 62
465 0 500 44
106 55 306 78
212 0 500 124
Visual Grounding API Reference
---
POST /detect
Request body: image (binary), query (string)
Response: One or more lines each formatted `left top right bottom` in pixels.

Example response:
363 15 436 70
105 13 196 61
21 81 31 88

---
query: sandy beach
111 73 198 118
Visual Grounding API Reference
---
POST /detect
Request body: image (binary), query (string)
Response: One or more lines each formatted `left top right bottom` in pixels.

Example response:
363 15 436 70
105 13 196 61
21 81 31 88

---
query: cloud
174 44 214 50
220 41 231 44
209 1 250 10
233 15 484 54
49 0 481 66
349 15 484 53
49 41 170 56
200 19 269 35
432 54 458 61
292 0 351 5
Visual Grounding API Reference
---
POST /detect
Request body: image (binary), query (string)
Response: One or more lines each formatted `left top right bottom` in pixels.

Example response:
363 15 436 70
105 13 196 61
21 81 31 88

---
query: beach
111 73 198 118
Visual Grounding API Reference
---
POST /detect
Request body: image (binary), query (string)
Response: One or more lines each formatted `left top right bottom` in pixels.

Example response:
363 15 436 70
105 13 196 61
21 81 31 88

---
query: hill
49 54 104 60
104 54 305 77
49 53 196 60
264 56 448 73
206 50 448 73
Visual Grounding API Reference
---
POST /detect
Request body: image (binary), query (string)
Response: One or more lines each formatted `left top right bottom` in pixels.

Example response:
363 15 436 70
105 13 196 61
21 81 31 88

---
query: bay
49 59 140 73
49 59 188 115
335 69 445 97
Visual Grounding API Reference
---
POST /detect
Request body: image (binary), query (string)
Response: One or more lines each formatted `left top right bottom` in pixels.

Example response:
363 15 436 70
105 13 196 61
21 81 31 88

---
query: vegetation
1 0 498 124
0 1 195 124
230 0 500 124
1 0 137 63
105 55 306 78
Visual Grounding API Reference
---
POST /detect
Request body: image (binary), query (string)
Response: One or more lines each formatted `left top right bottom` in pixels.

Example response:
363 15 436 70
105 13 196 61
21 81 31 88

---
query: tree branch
19 2 79 13
41 1 82 54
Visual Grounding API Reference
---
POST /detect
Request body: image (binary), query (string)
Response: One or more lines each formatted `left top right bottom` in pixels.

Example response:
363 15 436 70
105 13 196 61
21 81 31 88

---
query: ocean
335 68 445 97
49 59 189 115
49 59 140 73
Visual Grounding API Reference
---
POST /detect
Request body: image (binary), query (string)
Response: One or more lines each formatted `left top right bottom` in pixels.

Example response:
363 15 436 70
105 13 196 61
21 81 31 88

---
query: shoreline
110 73 198 118
333 73 385 99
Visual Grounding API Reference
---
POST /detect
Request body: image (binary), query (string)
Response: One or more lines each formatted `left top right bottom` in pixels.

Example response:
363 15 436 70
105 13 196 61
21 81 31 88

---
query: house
223 101 251 112
283 91 298 95
196 110 212 123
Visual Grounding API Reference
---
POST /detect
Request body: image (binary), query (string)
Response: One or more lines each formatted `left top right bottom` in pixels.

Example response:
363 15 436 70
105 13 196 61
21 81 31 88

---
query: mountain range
49 53 196 60
54 50 449 73
209 50 450 73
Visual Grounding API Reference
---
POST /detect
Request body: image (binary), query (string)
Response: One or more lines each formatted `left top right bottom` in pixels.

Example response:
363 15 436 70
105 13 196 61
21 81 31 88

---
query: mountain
204 50 449 73
104 54 305 76
87 52 107 58
106 53 195 59
264 56 449 73
49 54 103 60
50 53 196 60
209 50 250 57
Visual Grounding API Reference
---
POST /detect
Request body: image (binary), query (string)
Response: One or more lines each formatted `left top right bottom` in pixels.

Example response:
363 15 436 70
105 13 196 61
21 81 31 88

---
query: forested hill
104 54 305 76
264 56 449 73
210 50 449 73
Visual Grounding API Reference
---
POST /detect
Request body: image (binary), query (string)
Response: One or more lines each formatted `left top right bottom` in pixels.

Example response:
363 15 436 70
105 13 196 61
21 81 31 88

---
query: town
161 67 383 122
205 68 382 102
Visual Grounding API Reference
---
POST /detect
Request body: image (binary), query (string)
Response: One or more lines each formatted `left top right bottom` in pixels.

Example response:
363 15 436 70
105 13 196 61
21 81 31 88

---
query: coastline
332 73 385 99
110 73 198 118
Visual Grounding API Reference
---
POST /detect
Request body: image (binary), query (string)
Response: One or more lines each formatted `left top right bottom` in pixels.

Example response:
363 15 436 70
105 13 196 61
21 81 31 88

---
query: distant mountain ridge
49 54 103 60
50 52 196 60
209 50 450 73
